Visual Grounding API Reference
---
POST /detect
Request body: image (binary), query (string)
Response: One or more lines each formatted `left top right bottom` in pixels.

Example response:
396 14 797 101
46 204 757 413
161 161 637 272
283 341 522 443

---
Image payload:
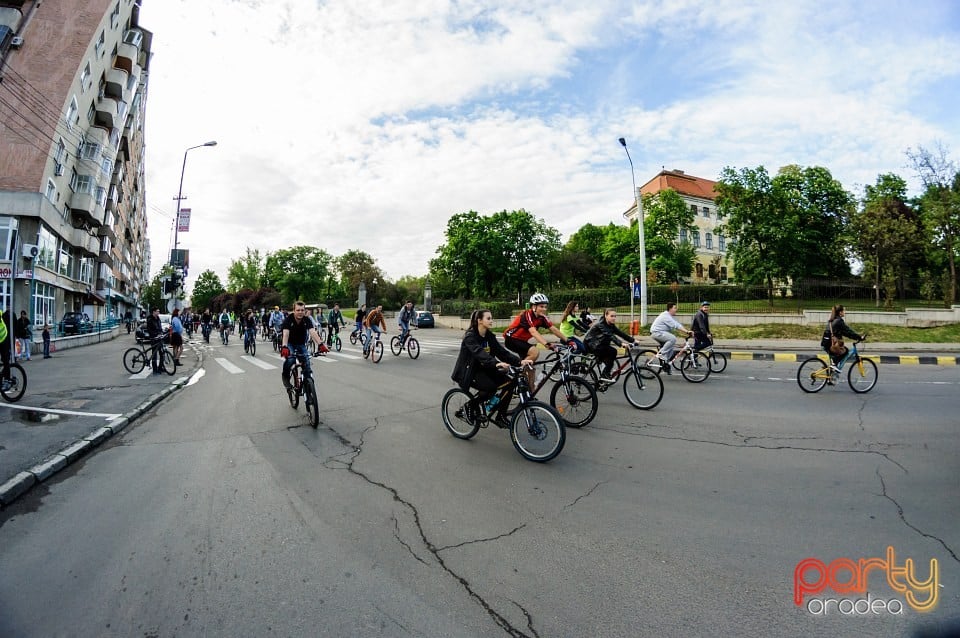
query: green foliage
190 269 226 312
908 144 960 306
336 249 383 301
264 246 333 304
227 247 264 292
642 189 697 282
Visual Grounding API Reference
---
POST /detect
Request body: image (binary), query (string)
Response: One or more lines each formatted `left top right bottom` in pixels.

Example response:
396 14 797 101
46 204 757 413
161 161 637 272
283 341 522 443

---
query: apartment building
623 169 734 283
0 0 150 328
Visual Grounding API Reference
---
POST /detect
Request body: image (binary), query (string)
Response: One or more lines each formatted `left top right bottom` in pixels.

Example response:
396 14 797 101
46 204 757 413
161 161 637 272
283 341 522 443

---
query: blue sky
139 0 960 287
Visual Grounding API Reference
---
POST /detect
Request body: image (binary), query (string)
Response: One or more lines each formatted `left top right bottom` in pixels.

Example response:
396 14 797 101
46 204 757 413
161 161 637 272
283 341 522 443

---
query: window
65 97 79 131
708 264 717 280
70 173 95 194
55 139 66 164
721 266 728 280
123 29 142 48
111 3 121 29
702 206 710 218
80 63 91 92
33 282 56 328
692 230 700 248
95 31 105 57
695 263 704 279
37 226 58 270
58 247 73 277
45 180 57 202
706 232 713 250
95 186 107 206
0 216 17 261
718 234 725 252
101 156 112 177
679 228 688 243
81 140 101 161
690 204 698 216
80 257 95 284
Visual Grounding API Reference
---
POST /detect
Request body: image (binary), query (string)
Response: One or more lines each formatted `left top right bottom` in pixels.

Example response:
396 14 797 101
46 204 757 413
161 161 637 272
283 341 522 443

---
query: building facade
623 169 733 283
0 0 150 329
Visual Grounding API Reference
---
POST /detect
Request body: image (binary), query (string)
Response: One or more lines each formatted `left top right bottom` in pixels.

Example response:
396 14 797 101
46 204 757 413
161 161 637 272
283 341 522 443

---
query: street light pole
170 141 216 310
619 137 647 327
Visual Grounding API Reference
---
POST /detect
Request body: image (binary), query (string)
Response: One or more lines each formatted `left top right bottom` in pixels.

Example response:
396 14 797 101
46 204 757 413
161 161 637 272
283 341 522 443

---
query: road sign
177 208 191 232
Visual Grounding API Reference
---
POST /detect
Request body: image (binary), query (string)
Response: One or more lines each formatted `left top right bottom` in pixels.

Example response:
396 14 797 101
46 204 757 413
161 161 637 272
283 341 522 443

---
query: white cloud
139 0 960 289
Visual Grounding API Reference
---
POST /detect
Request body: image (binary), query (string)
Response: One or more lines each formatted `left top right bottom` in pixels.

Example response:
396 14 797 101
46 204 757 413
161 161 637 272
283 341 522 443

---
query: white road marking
0 404 122 421
215 358 245 374
129 368 152 380
241 355 278 370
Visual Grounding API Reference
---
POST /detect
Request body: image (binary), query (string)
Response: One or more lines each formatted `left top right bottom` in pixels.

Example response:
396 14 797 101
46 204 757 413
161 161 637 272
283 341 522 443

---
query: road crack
435 524 527 552
562 481 605 511
876 470 959 563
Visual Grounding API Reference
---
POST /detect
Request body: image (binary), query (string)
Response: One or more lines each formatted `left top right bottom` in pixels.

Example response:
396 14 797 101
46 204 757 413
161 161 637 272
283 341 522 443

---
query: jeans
18 337 30 360
282 344 312 383
364 325 381 350
398 320 410 341
652 331 677 361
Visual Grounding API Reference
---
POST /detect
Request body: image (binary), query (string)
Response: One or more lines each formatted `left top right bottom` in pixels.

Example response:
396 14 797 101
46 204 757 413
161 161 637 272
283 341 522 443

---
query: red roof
640 169 718 201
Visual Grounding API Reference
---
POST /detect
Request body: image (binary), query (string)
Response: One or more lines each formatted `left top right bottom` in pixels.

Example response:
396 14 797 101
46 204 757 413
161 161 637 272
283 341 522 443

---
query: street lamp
170 140 216 309
619 137 647 327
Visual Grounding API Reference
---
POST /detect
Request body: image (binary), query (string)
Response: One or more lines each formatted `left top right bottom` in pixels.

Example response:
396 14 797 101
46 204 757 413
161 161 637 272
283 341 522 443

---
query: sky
138 0 960 290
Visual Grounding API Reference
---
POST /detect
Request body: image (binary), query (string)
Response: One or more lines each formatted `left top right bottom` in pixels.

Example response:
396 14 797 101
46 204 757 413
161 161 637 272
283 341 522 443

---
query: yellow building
623 169 734 283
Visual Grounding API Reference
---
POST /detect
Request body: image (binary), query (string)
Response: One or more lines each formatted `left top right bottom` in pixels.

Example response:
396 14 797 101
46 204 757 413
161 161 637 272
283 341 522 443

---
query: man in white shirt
650 302 691 374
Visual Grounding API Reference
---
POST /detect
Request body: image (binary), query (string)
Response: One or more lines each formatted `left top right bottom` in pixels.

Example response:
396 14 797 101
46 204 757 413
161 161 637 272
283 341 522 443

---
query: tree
641 189 697 282
336 249 384 302
907 143 960 306
716 164 853 295
190 269 226 311
429 212 490 298
263 246 334 304
850 174 926 307
226 247 264 292
491 209 561 301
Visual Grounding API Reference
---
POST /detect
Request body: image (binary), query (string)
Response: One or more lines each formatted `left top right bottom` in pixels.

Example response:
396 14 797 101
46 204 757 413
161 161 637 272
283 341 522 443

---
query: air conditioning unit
22 244 39 259
10 36 24 49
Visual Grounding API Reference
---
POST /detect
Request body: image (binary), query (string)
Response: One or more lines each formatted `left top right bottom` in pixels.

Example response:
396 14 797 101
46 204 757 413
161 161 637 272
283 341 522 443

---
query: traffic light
163 278 174 294
171 271 181 290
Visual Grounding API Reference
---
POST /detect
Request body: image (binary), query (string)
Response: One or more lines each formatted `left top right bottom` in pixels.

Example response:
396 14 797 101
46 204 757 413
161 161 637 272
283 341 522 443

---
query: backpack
0 319 7 343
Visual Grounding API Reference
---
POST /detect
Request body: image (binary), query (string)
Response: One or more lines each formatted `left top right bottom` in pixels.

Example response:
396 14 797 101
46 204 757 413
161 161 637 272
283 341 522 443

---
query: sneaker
829 364 839 372
1 379 11 392
493 414 511 429
599 373 617 384
660 359 672 375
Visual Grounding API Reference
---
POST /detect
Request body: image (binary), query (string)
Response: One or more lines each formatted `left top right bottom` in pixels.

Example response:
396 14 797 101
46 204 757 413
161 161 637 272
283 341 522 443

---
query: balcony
115 42 138 74
98 251 114 268
104 67 129 100
98 224 117 243
95 96 119 128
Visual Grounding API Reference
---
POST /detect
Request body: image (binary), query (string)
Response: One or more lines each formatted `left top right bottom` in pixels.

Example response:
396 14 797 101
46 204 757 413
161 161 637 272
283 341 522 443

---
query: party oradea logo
794 546 939 615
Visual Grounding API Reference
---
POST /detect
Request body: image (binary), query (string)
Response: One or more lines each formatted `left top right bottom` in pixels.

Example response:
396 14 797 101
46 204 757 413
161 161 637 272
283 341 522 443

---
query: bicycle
441 364 566 462
219 323 230 345
285 350 321 428
639 336 711 383
327 326 343 352
362 331 384 363
243 328 257 356
505 344 598 428
797 337 877 394
1 362 28 402
697 338 727 373
349 327 367 347
201 322 212 343
390 330 420 359
122 336 177 376
271 327 283 352
569 343 664 410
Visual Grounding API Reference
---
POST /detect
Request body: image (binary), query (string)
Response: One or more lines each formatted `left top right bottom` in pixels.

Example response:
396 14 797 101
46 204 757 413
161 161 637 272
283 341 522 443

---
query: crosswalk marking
215 358 246 374
129 368 152 380
241 355 277 370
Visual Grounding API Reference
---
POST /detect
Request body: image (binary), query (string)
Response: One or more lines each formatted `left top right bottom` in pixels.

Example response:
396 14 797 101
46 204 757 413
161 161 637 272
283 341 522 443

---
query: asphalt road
0 330 958 637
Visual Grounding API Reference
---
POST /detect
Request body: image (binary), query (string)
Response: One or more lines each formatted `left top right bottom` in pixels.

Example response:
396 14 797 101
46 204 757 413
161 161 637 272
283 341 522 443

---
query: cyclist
583 308 640 383
269 306 284 342
503 293 566 386
649 302 692 375
691 301 713 351
218 308 231 344
821 304 862 372
451 309 532 428
327 303 345 346
146 307 164 373
280 300 325 390
200 308 213 342
354 303 367 340
397 300 416 343
362 304 386 360
170 308 184 365
558 300 588 353
243 309 258 350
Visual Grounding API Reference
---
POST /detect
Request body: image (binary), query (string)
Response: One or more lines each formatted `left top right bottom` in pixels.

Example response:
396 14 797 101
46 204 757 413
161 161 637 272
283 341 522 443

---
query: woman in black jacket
451 309 531 426
821 304 862 367
583 308 639 382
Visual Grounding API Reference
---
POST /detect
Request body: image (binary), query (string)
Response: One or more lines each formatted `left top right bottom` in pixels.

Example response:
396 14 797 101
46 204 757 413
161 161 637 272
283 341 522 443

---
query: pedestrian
170 308 184 365
14 310 31 361
0 310 12 391
42 324 51 358
146 307 164 373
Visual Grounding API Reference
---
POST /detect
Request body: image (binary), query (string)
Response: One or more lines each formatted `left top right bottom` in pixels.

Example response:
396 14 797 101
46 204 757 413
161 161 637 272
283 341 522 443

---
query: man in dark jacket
583 308 639 382
14 310 31 361
451 309 530 427
691 301 712 351
146 307 164 373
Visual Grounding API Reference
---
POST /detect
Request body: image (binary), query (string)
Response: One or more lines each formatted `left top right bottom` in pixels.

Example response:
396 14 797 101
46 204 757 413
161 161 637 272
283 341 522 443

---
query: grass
709 323 960 342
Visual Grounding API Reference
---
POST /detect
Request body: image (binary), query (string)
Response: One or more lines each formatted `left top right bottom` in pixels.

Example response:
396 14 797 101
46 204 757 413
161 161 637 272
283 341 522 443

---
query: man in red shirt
503 293 566 387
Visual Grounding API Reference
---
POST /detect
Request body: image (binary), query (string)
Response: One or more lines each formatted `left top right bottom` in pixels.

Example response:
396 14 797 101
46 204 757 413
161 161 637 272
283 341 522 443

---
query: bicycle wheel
679 351 710 383
708 350 728 373
304 377 320 428
441 388 480 439
390 335 403 356
407 337 420 359
334 335 342 352
797 358 829 393
510 401 565 462
362 343 370 359
244 338 249 354
288 368 301 409
372 340 383 363
848 358 878 394
570 355 599 386
123 347 148 374
622 368 664 410
249 338 256 356
549 376 598 428
1 363 28 402
162 349 177 376
637 349 663 375
349 331 358 345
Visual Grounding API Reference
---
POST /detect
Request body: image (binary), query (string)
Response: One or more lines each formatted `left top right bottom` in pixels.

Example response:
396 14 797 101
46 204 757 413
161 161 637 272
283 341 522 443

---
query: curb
722 351 959 365
0 347 202 510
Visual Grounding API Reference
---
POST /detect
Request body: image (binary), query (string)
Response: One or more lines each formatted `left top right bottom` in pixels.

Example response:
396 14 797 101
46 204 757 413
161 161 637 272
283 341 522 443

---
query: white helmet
529 293 549 305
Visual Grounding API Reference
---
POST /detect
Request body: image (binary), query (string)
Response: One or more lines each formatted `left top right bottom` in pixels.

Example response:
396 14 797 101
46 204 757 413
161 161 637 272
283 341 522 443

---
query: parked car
59 312 93 336
413 310 435 328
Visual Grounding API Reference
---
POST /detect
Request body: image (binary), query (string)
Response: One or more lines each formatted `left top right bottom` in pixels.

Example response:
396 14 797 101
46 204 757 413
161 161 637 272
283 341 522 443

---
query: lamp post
619 137 647 327
171 141 216 310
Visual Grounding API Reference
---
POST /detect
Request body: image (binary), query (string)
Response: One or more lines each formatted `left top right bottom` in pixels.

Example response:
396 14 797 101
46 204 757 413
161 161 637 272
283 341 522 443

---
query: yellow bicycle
797 337 877 393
